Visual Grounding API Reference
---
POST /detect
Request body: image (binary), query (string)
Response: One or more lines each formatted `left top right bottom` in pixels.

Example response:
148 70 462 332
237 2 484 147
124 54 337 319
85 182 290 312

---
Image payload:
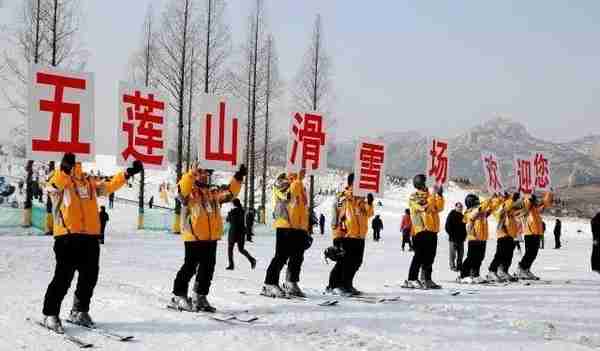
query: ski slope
1 182 599 350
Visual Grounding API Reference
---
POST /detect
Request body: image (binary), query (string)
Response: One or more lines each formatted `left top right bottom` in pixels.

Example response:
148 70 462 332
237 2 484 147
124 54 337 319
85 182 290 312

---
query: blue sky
2 1 600 153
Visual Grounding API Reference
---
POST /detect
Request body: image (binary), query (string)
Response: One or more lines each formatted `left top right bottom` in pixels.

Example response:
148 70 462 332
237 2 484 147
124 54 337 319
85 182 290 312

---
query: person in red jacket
400 209 413 251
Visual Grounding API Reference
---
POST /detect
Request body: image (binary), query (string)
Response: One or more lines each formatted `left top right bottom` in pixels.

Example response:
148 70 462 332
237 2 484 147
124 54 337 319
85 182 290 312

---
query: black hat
465 194 480 209
347 173 355 187
62 152 76 166
413 174 426 190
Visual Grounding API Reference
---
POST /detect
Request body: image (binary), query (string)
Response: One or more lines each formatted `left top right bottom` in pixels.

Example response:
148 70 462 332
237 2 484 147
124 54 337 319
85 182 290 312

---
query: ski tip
120 336 135 341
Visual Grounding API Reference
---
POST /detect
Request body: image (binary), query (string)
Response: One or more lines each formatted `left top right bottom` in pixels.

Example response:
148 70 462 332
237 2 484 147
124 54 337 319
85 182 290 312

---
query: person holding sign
327 173 374 296
517 191 553 280
168 164 246 313
487 192 523 282
402 174 444 290
42 153 142 333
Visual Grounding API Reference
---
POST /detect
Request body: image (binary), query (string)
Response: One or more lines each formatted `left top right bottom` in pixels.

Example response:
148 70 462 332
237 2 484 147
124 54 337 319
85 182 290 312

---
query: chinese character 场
533 153 550 189
428 139 448 185
289 113 326 170
121 90 165 166
31 72 90 154
358 143 384 193
204 101 239 166
516 158 533 194
484 155 502 193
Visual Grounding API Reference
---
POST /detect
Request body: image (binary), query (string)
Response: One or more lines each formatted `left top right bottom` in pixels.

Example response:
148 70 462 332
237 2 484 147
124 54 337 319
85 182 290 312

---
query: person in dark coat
148 196 154 209
245 208 255 242
554 219 562 249
319 214 326 235
99 206 109 244
591 212 600 273
226 199 256 270
108 192 115 209
371 215 383 241
445 202 466 272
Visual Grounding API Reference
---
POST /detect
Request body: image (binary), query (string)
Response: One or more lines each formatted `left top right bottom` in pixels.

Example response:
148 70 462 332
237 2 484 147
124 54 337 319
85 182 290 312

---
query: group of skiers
37 151 598 336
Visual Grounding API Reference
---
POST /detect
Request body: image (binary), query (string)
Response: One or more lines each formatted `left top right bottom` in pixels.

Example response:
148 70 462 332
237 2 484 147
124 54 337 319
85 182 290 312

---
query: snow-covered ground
1 178 599 350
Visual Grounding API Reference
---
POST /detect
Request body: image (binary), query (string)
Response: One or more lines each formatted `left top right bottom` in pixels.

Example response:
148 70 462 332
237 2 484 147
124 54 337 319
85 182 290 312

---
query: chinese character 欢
289 113 326 170
358 143 385 194
428 139 448 185
483 154 503 193
121 90 165 166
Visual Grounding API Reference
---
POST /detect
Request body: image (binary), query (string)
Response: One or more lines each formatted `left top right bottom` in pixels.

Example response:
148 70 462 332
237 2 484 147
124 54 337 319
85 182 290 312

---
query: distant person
400 209 413 251
445 202 466 272
591 213 600 273
540 221 546 249
371 215 383 241
148 196 154 209
245 208 255 242
554 219 562 249
108 192 115 209
226 199 256 271
319 213 326 235
99 206 109 245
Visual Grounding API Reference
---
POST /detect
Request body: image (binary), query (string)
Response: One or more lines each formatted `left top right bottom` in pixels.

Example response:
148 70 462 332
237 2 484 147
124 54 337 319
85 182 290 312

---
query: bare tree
292 14 333 232
155 0 199 232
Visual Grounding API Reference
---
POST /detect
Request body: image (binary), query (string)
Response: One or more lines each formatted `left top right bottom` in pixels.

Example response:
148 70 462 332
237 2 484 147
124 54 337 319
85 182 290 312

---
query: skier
517 192 553 280
319 213 326 235
168 164 246 313
400 209 413 251
402 174 444 289
486 192 522 282
41 153 142 333
108 192 115 209
148 196 154 209
591 212 600 273
554 218 562 249
458 194 498 283
225 198 256 271
99 206 109 245
327 173 374 296
262 171 312 298
445 202 466 272
246 208 255 242
371 215 383 242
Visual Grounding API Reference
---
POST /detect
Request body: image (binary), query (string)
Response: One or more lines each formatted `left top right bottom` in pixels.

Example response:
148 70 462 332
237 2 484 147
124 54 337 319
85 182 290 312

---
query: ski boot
169 295 193 312
472 276 487 284
282 281 306 297
422 280 442 289
225 265 234 270
486 271 501 282
348 286 363 296
250 257 257 270
497 266 516 282
459 276 474 284
326 286 353 297
527 270 540 281
517 267 537 280
68 310 95 328
261 284 286 298
401 280 423 289
192 293 216 313
43 315 64 334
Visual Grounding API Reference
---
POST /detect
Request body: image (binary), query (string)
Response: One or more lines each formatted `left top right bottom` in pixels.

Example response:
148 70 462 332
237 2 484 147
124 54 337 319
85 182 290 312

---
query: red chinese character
428 139 448 185
484 155 502 192
205 101 239 166
31 72 90 154
533 153 550 189
289 113 326 170
358 143 384 193
516 158 533 194
121 90 165 165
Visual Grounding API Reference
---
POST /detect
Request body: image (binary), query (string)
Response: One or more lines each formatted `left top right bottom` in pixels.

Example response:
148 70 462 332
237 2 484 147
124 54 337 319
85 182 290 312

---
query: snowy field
1 183 599 351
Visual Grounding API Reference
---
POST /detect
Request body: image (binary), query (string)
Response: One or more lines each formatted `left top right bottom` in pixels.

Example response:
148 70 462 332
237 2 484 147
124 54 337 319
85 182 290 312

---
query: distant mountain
328 117 600 187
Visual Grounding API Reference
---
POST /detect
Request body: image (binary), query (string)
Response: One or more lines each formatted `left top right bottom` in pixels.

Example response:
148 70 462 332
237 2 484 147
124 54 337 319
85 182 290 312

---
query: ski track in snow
1 183 600 350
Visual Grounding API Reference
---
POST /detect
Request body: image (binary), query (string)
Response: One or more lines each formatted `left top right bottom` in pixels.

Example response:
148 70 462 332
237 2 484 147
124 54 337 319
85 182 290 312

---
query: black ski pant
373 229 381 241
554 234 561 249
402 230 412 251
592 242 600 272
227 231 254 268
328 238 366 289
519 235 541 271
264 228 307 285
448 240 464 271
100 224 106 243
43 235 100 316
460 240 487 278
173 240 217 296
408 231 437 281
488 237 516 273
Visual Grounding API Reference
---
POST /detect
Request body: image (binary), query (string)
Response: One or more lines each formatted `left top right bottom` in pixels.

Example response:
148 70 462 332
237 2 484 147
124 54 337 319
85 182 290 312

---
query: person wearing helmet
486 192 523 282
402 174 445 289
517 191 553 280
327 173 375 296
262 170 311 298
169 164 247 313
41 153 142 333
458 193 500 283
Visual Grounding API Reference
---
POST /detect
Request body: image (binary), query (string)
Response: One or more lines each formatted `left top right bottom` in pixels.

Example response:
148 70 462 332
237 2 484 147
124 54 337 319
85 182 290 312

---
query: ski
65 320 134 341
166 304 259 323
27 317 93 349
240 290 338 307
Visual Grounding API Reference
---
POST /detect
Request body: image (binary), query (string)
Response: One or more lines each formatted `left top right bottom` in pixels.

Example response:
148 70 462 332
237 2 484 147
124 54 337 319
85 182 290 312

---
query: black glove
60 153 76 175
234 164 247 181
367 193 374 205
126 160 144 179
513 192 520 201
